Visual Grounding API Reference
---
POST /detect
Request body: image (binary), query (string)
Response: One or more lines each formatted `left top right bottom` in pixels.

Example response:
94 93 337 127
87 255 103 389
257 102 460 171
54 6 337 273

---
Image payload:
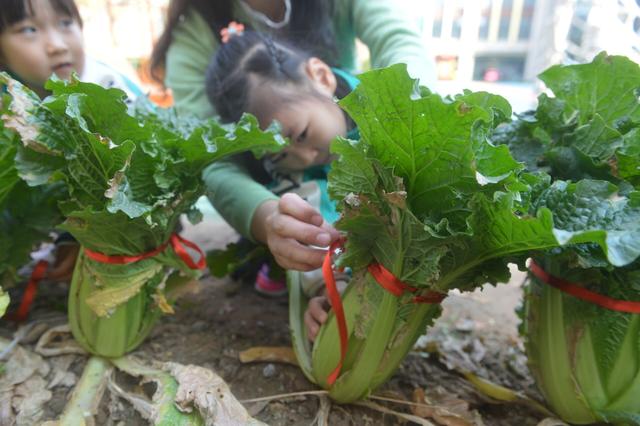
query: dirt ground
0 216 564 425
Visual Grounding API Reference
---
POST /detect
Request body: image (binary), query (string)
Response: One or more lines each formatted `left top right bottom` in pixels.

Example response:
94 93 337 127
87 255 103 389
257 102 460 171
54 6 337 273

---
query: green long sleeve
351 0 436 85
202 160 278 240
165 8 218 119
165 0 435 118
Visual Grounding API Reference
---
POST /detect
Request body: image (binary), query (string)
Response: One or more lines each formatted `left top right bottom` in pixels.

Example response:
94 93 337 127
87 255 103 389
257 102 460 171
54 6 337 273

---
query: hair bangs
0 0 82 33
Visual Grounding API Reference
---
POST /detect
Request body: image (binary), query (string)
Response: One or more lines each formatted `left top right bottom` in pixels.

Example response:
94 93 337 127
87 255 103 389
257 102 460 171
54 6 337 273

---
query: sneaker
254 263 287 297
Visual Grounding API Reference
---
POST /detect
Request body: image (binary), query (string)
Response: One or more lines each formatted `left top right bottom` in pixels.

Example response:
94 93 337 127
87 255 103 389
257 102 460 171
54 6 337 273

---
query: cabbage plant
1 74 285 356
288 64 640 404
496 53 640 424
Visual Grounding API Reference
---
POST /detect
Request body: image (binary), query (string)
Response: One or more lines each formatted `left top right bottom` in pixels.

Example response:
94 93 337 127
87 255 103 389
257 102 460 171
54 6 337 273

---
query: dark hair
150 0 336 83
205 31 312 123
0 0 82 34
205 31 352 183
205 31 312 183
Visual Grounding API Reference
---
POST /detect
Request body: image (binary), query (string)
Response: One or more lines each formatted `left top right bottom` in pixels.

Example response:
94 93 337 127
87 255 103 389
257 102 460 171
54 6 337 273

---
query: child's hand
305 296 329 341
304 280 348 342
258 193 340 271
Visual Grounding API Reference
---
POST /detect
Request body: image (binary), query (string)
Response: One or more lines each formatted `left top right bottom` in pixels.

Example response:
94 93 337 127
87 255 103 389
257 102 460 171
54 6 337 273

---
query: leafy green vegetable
492 53 640 187
206 240 268 279
0 73 285 355
0 286 9 318
0 106 64 288
525 257 640 425
493 53 640 424
289 64 640 403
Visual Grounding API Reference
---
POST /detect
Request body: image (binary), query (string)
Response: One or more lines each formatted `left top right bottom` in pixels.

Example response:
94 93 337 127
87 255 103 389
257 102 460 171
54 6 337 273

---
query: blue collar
331 67 360 91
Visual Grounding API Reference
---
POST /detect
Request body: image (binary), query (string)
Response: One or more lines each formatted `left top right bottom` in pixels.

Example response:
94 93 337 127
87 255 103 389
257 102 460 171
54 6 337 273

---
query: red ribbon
367 263 446 304
321 240 446 386
84 233 206 270
529 260 640 314
322 239 348 386
6 260 49 322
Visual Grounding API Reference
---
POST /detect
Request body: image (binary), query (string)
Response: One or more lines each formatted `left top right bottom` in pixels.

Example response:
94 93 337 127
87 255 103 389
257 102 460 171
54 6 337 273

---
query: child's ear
304 57 337 97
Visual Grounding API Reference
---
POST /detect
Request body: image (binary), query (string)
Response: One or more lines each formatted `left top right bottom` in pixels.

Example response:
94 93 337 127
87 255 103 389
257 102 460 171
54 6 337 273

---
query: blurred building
563 0 640 63
414 0 640 111
77 0 170 104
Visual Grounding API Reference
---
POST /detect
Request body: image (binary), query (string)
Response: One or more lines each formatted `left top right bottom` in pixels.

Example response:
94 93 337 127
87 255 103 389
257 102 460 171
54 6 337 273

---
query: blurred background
77 0 640 113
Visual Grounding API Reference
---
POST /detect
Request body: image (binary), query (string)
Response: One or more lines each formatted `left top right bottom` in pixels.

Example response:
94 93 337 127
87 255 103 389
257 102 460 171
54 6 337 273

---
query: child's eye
60 18 74 28
17 25 37 34
296 127 308 143
269 152 288 164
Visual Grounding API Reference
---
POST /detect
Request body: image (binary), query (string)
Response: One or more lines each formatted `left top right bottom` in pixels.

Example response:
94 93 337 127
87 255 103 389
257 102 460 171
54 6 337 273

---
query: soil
0 217 558 425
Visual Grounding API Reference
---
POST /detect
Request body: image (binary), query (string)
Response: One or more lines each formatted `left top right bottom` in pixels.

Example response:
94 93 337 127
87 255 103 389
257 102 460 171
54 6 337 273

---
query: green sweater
166 0 435 238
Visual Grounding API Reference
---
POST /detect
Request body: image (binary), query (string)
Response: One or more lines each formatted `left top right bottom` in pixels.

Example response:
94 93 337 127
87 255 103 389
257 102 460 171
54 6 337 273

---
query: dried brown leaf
238 347 298 366
35 324 86 357
411 387 483 426
165 362 266 426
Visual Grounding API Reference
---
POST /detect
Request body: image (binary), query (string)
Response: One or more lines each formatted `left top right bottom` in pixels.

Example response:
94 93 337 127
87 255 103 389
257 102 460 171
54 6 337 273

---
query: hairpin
220 21 245 43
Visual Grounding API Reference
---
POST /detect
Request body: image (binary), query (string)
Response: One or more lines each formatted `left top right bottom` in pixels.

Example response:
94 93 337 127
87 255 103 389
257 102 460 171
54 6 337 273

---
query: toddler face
263 95 347 172
0 0 84 94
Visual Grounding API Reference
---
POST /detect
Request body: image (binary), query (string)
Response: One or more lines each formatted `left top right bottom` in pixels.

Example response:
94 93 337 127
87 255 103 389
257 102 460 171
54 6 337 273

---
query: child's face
0 0 84 94
267 96 347 171
254 58 347 172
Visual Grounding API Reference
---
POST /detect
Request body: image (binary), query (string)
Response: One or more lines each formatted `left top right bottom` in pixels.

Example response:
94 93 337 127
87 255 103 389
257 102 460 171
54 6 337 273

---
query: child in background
205 28 358 340
0 0 142 282
0 0 142 101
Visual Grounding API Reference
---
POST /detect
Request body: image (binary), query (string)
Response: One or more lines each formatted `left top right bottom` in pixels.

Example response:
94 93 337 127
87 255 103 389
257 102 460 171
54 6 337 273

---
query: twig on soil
0 326 30 360
353 400 437 426
240 390 329 404
313 395 331 426
370 394 445 409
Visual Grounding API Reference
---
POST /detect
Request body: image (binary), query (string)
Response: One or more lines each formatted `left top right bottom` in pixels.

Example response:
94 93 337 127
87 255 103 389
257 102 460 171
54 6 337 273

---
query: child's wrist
251 199 279 244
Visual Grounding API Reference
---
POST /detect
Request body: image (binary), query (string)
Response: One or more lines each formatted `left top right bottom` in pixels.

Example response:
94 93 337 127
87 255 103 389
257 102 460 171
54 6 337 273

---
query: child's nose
299 148 319 166
45 30 69 55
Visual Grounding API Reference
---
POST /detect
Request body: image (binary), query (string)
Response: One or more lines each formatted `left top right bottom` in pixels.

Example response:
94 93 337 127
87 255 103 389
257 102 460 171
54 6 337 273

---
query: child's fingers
320 221 341 241
279 193 324 226
266 216 331 271
305 297 331 342
268 212 331 247
278 194 340 245
304 309 320 342
270 238 326 271
309 296 329 323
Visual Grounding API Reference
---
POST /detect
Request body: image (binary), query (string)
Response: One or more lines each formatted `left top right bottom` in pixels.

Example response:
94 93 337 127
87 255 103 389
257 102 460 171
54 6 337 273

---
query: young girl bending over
205 29 357 339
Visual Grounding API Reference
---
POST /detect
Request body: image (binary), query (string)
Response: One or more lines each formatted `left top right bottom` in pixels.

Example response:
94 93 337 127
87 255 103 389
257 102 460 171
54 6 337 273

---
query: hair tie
220 21 245 43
